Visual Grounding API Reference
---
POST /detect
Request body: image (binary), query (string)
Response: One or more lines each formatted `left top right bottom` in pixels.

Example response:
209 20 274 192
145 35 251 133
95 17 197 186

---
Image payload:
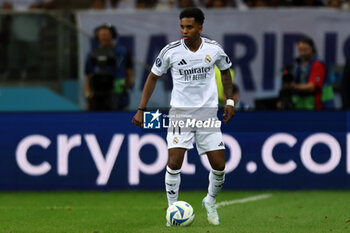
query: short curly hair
179 7 205 25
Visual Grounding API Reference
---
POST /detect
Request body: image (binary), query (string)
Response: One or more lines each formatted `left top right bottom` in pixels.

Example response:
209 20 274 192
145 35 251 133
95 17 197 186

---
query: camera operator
85 23 134 111
279 37 326 110
278 64 295 110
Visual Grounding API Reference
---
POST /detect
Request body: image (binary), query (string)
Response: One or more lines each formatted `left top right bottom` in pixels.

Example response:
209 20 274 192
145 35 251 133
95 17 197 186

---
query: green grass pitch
0 190 349 233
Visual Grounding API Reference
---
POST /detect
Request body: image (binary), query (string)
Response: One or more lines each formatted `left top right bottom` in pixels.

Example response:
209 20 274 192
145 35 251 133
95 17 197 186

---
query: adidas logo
167 190 176 195
178 59 187 65
218 142 224 147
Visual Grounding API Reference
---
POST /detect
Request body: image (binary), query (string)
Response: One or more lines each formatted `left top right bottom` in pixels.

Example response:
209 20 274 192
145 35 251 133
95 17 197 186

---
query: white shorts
167 130 225 155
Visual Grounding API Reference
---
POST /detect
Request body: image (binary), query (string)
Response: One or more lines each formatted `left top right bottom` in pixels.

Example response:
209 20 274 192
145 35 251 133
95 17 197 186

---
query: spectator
106 0 136 9
155 0 176 10
178 0 196 8
233 0 249 9
244 0 270 7
136 0 157 8
342 0 350 9
2 0 11 9
243 0 254 7
197 0 246 8
282 37 326 110
91 0 106 9
272 0 296 6
292 0 324 6
107 0 118 8
1 0 54 80
85 24 134 111
255 0 270 7
194 0 205 7
326 0 342 8
205 0 232 8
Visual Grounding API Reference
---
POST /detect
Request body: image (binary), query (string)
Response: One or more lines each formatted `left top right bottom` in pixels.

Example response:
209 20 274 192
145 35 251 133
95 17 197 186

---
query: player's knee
212 163 225 172
217 165 225 172
167 160 182 170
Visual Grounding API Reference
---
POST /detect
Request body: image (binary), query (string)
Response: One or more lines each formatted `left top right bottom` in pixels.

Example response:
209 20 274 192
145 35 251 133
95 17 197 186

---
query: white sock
206 169 225 204
165 166 181 206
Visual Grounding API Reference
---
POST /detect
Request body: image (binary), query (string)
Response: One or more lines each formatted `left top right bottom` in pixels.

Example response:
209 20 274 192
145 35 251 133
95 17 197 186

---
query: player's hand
132 110 143 128
223 105 235 124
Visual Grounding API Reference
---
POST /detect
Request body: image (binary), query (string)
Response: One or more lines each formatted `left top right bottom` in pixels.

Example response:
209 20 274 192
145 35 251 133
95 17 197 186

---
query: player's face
180 17 202 44
97 28 114 48
297 42 313 61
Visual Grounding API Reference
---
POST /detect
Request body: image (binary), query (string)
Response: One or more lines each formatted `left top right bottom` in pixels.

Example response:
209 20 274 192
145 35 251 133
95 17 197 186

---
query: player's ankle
205 195 216 204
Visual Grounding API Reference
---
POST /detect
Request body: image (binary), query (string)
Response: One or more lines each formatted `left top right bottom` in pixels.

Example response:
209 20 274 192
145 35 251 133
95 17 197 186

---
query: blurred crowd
88 0 350 10
2 0 349 10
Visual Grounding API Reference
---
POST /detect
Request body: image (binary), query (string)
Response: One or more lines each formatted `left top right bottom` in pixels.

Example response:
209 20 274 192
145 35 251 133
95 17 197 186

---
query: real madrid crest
173 136 179 144
205 54 212 64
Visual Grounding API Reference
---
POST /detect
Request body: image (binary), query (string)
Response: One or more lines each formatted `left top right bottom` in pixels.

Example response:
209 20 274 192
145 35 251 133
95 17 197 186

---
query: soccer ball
166 201 195 226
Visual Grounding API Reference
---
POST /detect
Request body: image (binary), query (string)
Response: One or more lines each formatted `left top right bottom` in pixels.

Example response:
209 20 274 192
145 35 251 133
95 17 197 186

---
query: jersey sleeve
215 46 232 71
308 61 326 89
151 46 171 76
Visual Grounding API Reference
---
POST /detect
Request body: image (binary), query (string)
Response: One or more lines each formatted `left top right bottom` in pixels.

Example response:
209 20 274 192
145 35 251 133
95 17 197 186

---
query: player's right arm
132 72 161 128
132 43 172 127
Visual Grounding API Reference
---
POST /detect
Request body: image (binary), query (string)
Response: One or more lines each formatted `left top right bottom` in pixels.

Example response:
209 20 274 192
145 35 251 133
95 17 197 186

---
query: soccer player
132 7 234 225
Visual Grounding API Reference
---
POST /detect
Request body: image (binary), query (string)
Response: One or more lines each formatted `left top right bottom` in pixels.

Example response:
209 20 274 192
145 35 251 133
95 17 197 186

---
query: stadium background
0 1 350 232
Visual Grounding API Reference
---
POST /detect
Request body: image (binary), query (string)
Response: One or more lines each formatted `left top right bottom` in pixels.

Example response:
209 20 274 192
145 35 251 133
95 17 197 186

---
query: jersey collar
181 37 204 52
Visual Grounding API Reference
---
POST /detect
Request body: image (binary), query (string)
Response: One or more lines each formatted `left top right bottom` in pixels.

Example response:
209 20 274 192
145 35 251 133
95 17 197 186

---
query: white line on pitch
216 193 272 208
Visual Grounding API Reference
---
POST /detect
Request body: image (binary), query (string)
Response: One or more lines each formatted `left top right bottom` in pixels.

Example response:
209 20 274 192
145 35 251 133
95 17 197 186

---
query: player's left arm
221 69 235 123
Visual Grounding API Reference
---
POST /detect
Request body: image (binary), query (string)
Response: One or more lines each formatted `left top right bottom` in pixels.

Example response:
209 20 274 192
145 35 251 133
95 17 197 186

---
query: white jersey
151 37 232 108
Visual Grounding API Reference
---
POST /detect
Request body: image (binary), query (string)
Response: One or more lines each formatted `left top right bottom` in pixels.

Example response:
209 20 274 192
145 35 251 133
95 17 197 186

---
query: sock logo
167 190 176 195
218 142 224 147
